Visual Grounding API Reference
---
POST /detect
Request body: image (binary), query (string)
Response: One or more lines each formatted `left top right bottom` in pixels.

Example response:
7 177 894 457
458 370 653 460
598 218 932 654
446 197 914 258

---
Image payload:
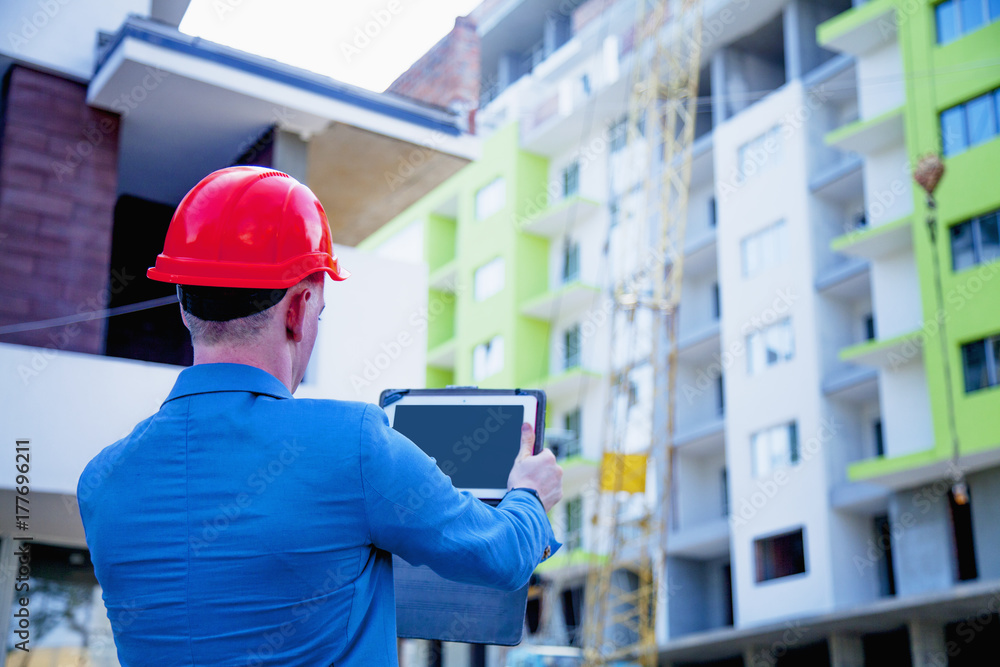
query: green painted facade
820 1 1000 480
361 122 557 394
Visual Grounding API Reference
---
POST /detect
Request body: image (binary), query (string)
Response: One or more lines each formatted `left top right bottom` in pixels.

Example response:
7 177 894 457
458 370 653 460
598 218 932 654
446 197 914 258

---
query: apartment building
367 0 1000 665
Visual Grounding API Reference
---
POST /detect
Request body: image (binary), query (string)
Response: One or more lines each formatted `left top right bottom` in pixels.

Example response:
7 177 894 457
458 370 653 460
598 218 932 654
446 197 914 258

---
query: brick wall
0 66 120 355
386 16 480 114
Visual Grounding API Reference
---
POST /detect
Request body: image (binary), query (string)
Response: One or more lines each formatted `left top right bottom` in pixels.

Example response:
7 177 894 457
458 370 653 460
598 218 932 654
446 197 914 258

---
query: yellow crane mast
582 1 703 665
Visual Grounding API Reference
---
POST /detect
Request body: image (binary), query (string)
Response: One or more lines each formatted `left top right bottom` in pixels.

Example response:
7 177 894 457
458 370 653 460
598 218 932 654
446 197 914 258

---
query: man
77 166 563 666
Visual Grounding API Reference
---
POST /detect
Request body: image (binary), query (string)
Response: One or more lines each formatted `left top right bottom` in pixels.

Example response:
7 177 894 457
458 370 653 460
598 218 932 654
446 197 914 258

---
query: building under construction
366 0 1000 665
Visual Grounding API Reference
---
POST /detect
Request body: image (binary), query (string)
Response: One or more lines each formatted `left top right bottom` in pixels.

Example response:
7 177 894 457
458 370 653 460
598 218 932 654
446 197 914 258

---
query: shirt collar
163 363 294 404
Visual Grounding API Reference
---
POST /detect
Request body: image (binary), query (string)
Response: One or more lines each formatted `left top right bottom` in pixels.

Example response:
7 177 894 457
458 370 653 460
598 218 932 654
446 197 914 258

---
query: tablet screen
392 404 525 490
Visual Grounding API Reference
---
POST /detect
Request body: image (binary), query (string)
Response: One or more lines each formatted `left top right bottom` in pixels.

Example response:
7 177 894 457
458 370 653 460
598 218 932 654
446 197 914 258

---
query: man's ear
285 286 310 343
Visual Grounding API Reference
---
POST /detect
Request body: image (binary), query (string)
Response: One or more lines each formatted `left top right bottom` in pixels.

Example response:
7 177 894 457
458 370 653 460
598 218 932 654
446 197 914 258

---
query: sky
179 0 483 92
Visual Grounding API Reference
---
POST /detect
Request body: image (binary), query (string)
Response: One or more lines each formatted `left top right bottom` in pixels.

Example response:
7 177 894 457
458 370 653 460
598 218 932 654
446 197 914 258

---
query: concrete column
497 52 519 90
710 49 728 125
742 643 769 667
273 130 308 183
909 620 948 667
782 0 803 81
828 633 864 667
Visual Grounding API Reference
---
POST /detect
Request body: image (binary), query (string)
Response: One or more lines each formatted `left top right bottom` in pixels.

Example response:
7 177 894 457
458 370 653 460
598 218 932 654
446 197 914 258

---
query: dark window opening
863 627 911 665
564 408 582 459
755 528 806 582
865 314 876 341
720 468 729 517
949 487 978 582
561 585 584 647
946 613 1000 667
874 419 885 458
708 196 718 228
711 282 721 319
715 373 725 415
722 563 734 627
874 514 896 596
105 195 192 366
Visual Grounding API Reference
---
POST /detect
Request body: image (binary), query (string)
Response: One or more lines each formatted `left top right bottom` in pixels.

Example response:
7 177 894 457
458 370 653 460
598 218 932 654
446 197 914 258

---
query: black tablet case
379 387 546 646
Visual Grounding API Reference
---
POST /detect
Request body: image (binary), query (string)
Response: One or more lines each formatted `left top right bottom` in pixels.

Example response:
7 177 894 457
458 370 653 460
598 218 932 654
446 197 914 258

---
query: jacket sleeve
358 404 561 592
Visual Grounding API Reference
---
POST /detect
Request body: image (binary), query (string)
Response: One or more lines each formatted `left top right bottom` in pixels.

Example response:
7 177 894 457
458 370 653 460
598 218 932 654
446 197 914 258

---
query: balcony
667 518 730 559
428 259 458 292
427 338 456 370
826 105 905 155
521 280 602 320
822 364 878 403
673 416 725 457
831 214 913 260
839 328 923 368
817 0 898 56
810 154 863 203
519 195 602 238
535 367 603 405
815 258 870 300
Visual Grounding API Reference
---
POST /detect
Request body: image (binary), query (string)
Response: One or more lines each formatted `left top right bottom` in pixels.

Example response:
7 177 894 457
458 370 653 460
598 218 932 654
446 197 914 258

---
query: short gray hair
183 307 277 346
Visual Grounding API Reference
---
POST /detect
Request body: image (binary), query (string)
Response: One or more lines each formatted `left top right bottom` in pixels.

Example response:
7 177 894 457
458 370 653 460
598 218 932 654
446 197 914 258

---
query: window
865 314 876 341
741 220 788 278
949 488 979 581
609 117 628 153
962 334 1000 392
472 335 504 381
565 496 583 552
711 282 721 319
950 210 1000 271
708 196 717 228
627 379 639 407
475 177 506 220
473 257 505 301
563 325 581 370
737 126 783 180
874 419 885 457
564 408 582 458
941 87 1000 156
750 422 799 478
561 586 584 647
755 528 806 582
716 373 725 415
562 238 580 283
562 162 580 198
935 0 1000 44
873 516 896 596
747 319 795 375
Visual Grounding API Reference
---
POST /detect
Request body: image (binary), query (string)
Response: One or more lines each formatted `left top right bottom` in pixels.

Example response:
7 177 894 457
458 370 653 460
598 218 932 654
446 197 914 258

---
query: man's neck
192 346 294 394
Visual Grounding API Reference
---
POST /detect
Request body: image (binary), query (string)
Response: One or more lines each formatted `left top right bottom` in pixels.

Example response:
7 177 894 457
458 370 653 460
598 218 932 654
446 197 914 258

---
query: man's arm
358 404 561 592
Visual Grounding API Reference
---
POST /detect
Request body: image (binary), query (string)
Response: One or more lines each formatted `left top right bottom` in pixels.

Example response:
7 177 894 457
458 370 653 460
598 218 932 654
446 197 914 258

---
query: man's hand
507 423 563 512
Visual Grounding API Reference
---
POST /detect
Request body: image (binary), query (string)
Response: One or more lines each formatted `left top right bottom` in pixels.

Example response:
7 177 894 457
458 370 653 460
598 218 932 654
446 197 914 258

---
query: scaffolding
582 1 703 665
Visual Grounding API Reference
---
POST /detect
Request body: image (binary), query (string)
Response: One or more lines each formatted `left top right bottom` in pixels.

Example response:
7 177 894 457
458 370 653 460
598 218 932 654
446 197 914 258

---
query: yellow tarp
600 453 647 493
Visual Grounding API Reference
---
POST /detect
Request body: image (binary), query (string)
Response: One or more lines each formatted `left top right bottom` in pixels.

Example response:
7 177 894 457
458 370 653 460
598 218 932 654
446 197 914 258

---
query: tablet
380 388 544 502
379 387 546 645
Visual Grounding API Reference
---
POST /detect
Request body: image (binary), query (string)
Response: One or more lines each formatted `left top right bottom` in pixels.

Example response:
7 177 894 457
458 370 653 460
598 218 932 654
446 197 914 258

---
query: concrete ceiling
309 124 468 246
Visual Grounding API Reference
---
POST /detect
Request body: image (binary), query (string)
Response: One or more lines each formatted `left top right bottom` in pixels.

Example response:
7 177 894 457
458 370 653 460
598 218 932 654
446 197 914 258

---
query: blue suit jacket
77 363 559 666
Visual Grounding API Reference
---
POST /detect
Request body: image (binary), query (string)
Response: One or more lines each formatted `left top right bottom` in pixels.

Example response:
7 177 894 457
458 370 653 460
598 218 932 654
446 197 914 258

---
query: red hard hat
147 166 350 288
